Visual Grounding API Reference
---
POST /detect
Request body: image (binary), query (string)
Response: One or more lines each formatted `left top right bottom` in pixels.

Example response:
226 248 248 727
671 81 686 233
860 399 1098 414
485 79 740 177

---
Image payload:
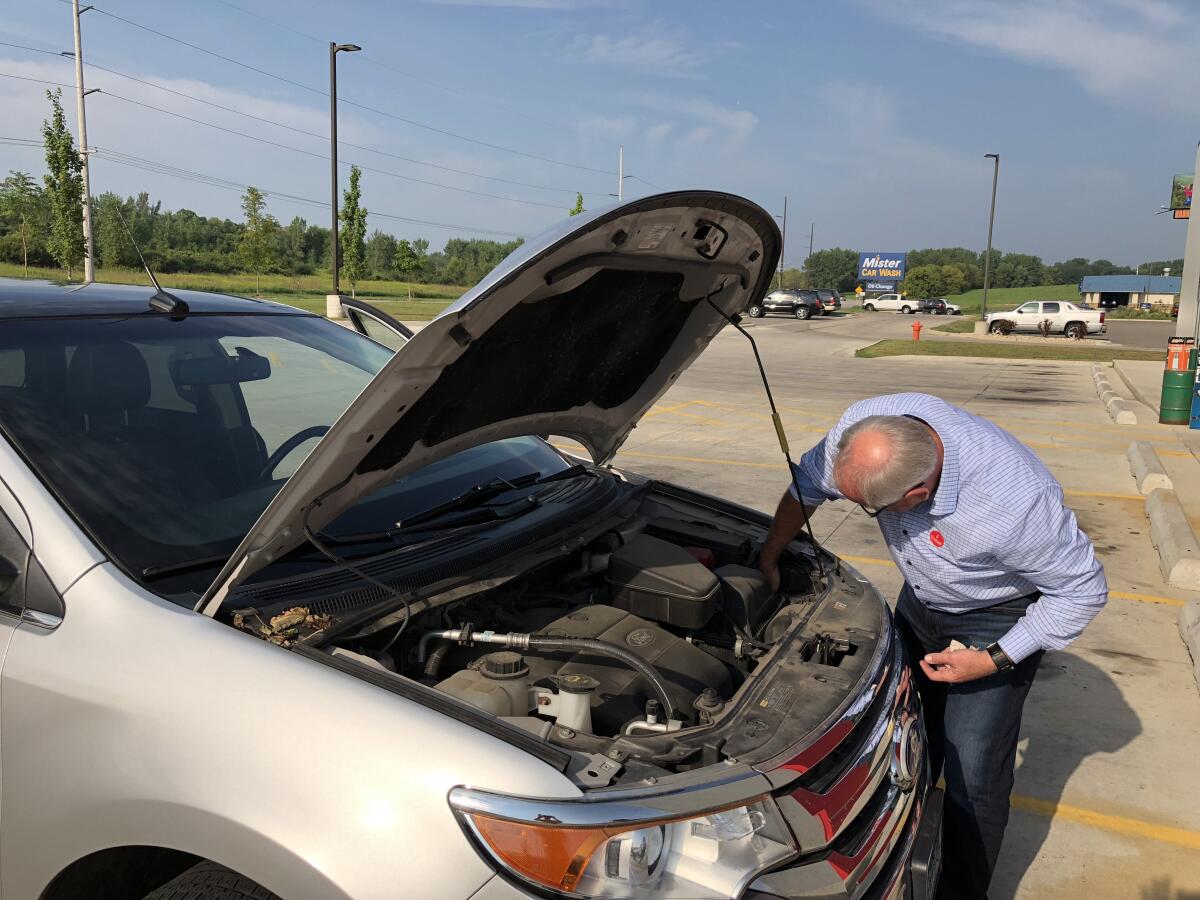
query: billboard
857 252 907 288
1171 174 1192 211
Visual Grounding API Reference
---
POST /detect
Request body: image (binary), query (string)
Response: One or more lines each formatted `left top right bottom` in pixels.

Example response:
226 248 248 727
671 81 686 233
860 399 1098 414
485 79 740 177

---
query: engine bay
234 484 886 780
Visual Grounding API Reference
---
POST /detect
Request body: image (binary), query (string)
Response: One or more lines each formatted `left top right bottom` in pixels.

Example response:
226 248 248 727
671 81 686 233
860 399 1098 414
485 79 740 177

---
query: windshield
0 314 572 589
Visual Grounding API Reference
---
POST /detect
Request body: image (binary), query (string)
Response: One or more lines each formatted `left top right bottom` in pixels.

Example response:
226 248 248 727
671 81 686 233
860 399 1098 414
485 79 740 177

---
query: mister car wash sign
857 252 907 291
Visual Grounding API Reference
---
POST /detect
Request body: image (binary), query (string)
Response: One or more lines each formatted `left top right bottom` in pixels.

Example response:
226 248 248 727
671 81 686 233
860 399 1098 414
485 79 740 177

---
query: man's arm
758 489 818 592
993 485 1108 664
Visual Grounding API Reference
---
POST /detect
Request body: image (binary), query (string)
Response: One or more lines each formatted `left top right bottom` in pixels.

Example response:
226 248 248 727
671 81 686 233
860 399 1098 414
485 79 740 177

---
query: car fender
2 564 579 900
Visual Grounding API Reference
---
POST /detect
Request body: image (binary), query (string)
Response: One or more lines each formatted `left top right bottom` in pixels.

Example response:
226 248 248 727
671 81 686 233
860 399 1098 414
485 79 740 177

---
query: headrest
68 341 152 415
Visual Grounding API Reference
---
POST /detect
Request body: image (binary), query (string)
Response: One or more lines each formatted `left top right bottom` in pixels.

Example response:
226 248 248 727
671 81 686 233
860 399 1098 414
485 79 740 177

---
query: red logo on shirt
930 530 945 548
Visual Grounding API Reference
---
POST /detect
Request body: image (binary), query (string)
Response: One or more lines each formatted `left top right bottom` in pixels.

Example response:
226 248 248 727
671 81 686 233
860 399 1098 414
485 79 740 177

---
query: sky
1 0 1195 265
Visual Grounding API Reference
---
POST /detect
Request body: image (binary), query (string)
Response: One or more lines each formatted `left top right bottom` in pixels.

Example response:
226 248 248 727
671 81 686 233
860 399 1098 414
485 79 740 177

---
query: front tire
747 305 764 318
901 305 912 314
794 305 812 320
1065 322 1086 339
988 321 1004 334
863 303 875 311
142 862 280 900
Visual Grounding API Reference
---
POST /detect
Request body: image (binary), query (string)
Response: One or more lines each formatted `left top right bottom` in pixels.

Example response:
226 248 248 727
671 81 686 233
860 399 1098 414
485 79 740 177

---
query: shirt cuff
996 621 1041 665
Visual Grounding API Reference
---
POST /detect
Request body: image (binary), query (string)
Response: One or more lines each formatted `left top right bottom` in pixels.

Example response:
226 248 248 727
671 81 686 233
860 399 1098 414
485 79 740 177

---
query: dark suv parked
817 289 843 312
749 289 823 320
918 298 948 315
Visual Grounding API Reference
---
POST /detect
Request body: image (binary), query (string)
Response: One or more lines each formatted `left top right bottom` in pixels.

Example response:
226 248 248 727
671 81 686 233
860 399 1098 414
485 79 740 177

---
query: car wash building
1078 274 1181 310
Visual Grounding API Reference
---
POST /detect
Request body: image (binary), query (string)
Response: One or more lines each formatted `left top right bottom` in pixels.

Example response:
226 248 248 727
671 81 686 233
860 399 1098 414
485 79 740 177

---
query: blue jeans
895 585 1044 900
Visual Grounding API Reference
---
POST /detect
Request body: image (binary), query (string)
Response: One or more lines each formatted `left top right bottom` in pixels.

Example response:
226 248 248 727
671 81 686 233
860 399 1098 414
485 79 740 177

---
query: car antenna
703 293 835 576
111 203 189 316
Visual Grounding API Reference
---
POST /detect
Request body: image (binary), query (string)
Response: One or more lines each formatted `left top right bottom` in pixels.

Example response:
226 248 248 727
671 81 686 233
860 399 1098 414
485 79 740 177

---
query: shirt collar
930 424 960 516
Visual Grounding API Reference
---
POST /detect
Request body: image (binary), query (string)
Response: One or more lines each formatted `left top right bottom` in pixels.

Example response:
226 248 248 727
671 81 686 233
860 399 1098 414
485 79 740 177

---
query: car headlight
450 788 797 898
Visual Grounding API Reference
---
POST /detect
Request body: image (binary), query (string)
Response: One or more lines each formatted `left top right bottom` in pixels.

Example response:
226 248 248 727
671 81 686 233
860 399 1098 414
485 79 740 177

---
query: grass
855 339 1164 362
0 263 465 319
933 316 980 334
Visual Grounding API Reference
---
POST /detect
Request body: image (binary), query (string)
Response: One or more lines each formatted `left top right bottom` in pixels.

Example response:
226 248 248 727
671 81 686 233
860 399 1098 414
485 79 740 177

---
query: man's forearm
761 489 817 563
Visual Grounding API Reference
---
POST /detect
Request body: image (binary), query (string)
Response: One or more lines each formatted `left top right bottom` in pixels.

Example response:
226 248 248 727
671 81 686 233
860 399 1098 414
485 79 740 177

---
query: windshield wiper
395 464 591 531
142 553 231 582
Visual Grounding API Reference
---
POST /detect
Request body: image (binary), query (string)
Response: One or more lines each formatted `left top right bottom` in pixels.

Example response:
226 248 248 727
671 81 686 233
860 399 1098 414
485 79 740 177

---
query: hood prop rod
703 295 832 576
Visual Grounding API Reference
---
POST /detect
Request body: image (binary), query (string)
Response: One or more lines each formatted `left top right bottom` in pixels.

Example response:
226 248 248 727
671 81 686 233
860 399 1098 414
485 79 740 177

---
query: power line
0 40 601 197
0 71 566 210
57 1 616 176
207 0 571 132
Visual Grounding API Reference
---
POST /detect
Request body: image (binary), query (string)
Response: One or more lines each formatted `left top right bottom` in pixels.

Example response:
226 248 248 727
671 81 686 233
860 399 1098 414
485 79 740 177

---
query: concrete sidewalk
1113 359 1167 411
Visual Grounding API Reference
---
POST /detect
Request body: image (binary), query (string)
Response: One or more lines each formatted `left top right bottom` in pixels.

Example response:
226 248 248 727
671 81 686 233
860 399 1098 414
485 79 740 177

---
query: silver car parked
0 192 940 900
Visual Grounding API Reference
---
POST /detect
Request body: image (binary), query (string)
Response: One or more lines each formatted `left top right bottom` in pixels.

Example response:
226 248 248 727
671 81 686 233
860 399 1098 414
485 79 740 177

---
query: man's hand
757 551 781 593
919 648 998 684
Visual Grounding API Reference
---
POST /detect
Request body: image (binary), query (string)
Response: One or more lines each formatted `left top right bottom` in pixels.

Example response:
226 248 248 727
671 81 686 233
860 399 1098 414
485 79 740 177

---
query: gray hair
833 415 938 509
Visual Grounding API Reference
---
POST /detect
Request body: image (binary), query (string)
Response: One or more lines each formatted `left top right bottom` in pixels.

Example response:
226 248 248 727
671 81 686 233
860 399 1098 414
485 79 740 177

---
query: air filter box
607 534 719 629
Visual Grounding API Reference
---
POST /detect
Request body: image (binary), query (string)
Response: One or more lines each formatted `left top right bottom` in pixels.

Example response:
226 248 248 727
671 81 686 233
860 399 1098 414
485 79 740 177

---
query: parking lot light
982 153 1000 319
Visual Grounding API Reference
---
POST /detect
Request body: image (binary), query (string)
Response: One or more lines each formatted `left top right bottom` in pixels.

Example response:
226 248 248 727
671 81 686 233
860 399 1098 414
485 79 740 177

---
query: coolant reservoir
434 651 531 717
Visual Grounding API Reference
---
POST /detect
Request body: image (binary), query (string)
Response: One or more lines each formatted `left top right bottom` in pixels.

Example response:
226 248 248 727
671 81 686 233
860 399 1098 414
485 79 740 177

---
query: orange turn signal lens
466 813 633 892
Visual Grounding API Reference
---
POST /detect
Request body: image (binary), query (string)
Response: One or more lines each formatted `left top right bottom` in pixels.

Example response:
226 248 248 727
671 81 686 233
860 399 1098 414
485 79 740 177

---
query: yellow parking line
1010 794 1200 851
1110 591 1185 607
839 554 896 568
1063 489 1144 502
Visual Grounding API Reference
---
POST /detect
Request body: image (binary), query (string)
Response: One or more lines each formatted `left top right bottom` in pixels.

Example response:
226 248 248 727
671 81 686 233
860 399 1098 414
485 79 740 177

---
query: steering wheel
256 425 331 483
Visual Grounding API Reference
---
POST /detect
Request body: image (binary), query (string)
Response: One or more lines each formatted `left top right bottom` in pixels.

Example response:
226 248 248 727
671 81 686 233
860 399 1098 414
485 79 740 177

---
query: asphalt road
1103 318 1178 349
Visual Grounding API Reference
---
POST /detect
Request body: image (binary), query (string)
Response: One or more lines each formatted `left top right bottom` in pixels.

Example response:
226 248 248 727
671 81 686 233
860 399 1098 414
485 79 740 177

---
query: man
758 392 1107 899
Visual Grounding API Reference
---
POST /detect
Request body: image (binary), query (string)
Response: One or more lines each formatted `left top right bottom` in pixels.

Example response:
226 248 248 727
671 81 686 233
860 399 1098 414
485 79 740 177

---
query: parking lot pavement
560 315 1200 899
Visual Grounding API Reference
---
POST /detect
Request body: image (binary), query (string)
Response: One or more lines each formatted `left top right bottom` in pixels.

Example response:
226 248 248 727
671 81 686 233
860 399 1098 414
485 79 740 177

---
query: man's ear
910 486 931 504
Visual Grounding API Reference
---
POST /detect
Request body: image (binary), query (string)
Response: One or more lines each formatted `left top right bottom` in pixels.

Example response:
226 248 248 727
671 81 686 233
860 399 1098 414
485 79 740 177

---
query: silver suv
0 192 940 900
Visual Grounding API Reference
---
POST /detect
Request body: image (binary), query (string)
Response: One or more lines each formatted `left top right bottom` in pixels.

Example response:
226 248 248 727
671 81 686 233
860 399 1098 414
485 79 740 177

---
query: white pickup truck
862 292 916 313
984 300 1106 338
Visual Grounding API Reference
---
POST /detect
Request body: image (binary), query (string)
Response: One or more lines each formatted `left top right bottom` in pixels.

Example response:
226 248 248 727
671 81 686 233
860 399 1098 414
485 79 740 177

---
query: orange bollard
912 320 922 341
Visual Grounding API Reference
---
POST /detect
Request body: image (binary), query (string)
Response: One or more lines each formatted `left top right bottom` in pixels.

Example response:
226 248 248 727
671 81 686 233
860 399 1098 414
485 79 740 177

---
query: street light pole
71 0 95 283
327 41 360 318
618 146 624 202
981 153 1000 320
776 195 788 289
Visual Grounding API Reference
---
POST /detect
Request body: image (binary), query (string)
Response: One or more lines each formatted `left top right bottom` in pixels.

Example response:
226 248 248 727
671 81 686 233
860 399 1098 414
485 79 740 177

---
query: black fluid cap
480 651 528 679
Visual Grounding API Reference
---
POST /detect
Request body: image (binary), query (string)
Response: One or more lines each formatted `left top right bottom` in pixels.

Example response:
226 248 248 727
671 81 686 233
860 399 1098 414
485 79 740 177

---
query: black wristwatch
986 642 1014 672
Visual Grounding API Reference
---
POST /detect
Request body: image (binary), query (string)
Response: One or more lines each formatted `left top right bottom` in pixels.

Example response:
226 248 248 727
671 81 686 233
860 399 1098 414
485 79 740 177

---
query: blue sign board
863 280 896 292
857 252 907 285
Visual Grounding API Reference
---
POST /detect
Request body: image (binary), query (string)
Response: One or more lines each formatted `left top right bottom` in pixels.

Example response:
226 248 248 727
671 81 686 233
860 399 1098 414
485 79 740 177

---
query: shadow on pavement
989 651 1141 899
1141 878 1200 900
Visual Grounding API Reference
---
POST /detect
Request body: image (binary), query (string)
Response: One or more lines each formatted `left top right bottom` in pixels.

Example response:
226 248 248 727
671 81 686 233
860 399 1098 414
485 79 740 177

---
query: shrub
991 319 1016 335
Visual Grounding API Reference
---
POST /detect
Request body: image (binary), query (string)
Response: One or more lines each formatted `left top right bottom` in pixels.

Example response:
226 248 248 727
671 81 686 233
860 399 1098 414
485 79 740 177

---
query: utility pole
981 153 1000 320
618 146 624 202
776 196 788 290
808 222 814 261
326 41 360 318
71 0 95 283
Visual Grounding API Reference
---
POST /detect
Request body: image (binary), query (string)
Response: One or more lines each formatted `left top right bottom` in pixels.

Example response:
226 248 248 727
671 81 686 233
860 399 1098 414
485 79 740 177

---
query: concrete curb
1107 396 1138 425
1146 488 1200 589
1113 360 1161 411
1127 441 1173 493
1180 601 1200 696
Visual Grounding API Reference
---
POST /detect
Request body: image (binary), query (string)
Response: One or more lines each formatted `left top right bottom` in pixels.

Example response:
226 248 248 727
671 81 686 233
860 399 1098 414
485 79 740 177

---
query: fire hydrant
911 320 922 341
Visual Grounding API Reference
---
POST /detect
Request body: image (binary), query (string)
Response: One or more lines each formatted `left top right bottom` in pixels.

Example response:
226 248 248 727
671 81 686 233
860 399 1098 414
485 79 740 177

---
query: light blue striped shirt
790 393 1108 663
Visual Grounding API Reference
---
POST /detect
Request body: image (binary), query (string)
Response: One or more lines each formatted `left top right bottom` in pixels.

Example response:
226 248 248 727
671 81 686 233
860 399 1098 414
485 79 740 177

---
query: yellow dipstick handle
772 412 790 455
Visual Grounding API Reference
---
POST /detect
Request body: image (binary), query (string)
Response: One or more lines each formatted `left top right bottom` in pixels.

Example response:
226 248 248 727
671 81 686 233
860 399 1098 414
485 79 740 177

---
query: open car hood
198 191 779 614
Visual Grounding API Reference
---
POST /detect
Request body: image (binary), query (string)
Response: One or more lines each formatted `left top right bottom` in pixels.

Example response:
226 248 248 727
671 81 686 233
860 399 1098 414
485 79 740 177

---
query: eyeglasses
858 481 928 518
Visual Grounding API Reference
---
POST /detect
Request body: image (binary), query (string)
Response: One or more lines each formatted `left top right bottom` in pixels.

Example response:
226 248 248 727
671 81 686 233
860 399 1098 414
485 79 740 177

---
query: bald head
834 415 939 510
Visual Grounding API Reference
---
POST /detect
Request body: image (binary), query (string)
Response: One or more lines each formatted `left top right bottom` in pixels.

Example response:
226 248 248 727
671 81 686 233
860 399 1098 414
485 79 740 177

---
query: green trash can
1161 346 1197 425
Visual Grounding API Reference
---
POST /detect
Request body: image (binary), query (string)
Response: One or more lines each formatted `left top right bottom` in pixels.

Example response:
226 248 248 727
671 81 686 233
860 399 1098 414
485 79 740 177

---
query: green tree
938 264 966 296
394 239 424 299
569 192 584 216
0 171 44 276
41 89 86 278
238 186 278 295
902 264 947 298
339 165 368 297
804 248 859 291
992 252 1045 288
365 229 398 279
93 192 136 269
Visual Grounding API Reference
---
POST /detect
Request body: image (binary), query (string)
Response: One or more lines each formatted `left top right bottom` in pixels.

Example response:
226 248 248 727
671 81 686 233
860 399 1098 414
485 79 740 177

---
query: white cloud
568 33 701 77
624 93 759 150
865 0 1199 115
423 0 625 7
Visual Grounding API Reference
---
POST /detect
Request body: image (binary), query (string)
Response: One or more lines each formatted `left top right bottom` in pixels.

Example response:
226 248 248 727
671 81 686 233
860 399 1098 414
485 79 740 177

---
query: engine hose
424 642 452 680
523 635 676 723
